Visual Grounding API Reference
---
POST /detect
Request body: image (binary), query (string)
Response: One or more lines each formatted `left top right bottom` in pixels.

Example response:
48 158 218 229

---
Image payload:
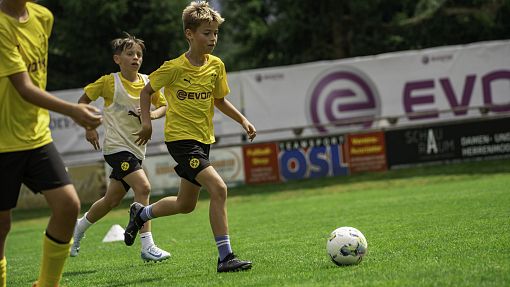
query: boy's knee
55 196 80 218
179 203 196 214
105 197 121 209
209 183 228 202
133 183 151 197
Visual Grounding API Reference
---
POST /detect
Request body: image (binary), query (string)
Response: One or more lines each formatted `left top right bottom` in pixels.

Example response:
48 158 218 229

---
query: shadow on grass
12 158 510 221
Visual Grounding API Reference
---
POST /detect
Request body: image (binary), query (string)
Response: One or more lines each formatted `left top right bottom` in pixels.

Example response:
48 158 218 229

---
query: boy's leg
0 211 10 287
0 210 11 264
37 184 80 286
84 180 126 223
195 166 252 272
0 150 23 285
150 179 201 217
123 170 151 234
123 170 170 262
123 179 200 246
71 180 125 257
195 166 229 236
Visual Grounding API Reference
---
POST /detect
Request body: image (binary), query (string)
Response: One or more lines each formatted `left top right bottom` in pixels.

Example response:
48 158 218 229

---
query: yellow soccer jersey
149 53 230 144
0 2 53 152
84 73 166 108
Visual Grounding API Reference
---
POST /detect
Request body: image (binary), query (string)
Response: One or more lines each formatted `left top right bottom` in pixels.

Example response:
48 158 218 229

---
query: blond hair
182 1 224 32
111 32 145 55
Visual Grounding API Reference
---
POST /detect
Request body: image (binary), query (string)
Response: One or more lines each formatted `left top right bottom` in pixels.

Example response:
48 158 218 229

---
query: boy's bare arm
78 93 92 105
9 71 102 129
214 97 257 141
150 103 167 120
133 83 155 145
77 93 101 150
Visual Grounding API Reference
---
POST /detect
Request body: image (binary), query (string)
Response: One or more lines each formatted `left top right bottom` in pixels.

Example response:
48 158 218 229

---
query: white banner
50 41 510 163
236 40 510 142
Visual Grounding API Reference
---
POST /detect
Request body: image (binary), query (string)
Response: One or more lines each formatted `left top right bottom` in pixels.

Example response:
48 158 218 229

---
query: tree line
39 0 510 91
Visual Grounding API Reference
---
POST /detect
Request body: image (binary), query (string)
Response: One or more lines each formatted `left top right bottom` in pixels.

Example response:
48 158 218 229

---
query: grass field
8 159 510 286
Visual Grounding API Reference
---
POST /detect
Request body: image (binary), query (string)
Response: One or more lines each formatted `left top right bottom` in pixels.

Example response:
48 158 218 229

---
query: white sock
76 212 93 234
140 232 154 251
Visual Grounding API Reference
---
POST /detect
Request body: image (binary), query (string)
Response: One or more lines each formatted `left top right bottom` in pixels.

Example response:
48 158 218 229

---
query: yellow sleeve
45 11 54 37
83 75 114 106
213 60 230 99
148 61 178 92
151 89 167 108
28 2 53 37
0 27 27 78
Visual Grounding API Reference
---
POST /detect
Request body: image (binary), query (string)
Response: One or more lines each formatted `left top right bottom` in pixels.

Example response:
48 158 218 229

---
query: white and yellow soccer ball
326 226 368 266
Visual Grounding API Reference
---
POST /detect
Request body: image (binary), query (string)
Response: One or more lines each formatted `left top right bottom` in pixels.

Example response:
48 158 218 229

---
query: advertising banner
277 135 349 181
236 40 510 142
385 116 510 168
345 132 387 173
142 146 245 195
242 143 281 184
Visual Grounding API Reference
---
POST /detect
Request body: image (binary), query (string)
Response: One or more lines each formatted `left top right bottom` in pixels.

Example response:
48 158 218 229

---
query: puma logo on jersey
128 110 141 124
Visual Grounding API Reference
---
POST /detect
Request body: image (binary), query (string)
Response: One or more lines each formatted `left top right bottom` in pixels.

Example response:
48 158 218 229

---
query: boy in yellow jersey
70 33 171 262
0 0 102 286
124 1 256 273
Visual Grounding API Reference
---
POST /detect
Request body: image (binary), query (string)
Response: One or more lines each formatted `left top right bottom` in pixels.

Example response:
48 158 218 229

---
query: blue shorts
165 140 211 186
104 151 143 192
0 143 71 210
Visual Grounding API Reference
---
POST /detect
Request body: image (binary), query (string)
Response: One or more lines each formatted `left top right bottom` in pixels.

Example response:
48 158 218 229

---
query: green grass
8 159 510 286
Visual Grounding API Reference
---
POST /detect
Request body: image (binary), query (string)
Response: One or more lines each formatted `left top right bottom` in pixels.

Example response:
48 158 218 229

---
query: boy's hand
243 120 257 142
71 104 102 129
85 129 101 150
133 123 152 146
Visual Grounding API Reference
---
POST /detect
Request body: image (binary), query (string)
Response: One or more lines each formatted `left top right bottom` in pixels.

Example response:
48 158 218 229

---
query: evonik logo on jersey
306 66 381 133
176 90 212 101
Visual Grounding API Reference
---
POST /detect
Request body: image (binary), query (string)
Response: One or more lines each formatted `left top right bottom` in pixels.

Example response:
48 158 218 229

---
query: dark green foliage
38 0 510 89
218 0 510 71
39 0 188 90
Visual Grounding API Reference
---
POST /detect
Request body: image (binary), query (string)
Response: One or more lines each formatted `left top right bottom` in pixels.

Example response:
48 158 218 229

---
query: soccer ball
326 226 368 266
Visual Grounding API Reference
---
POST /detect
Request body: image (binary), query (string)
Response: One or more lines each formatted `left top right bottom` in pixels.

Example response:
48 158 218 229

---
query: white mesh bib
102 72 148 160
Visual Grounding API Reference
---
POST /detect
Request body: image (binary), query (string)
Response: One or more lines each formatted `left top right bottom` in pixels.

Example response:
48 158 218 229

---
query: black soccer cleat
217 253 252 273
124 202 146 246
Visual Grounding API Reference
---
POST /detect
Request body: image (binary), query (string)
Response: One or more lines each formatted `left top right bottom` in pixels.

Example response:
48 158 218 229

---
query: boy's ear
113 54 120 64
185 28 193 41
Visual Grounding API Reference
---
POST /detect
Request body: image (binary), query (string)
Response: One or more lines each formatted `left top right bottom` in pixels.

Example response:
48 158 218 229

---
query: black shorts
0 143 71 210
104 151 143 192
166 140 211 186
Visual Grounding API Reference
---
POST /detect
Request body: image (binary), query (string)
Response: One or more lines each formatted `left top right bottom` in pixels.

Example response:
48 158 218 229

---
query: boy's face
113 43 143 73
187 21 219 55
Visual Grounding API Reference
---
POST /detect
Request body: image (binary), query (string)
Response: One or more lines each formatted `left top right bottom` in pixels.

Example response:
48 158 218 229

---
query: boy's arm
150 97 167 120
133 82 154 145
78 93 101 150
9 71 102 129
78 93 92 105
214 97 257 142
